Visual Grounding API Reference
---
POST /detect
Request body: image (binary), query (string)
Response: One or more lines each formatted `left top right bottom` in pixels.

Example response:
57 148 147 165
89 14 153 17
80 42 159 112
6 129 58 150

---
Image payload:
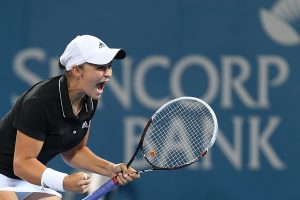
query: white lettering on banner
124 116 286 170
258 56 289 108
135 56 170 109
171 55 219 103
221 55 289 108
156 118 196 166
248 116 285 170
12 49 289 110
13 48 46 85
109 58 132 109
49 57 61 77
11 48 61 106
215 117 243 170
124 117 147 168
222 56 257 108
11 49 289 170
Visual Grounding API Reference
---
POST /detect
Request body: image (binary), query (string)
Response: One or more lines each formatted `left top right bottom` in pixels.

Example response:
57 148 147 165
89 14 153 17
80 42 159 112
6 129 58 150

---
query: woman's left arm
61 127 114 176
60 126 140 185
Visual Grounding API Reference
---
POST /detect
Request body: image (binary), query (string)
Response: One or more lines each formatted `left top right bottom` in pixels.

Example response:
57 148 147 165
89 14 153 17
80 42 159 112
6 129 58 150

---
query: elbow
13 157 24 177
61 152 72 164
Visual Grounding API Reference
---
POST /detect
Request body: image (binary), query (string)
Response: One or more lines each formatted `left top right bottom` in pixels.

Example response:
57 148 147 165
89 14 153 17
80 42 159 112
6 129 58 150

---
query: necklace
72 102 82 116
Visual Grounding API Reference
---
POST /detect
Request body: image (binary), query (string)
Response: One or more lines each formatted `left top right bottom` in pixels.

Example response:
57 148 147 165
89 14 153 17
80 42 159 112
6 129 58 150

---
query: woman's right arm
13 130 46 185
13 130 90 193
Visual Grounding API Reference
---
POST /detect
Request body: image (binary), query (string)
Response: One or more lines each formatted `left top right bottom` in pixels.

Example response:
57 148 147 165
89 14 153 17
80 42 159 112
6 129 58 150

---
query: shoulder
13 76 63 117
23 75 62 103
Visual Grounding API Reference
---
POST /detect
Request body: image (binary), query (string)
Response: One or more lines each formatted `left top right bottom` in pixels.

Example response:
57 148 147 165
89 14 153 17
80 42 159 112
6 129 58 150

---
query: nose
104 68 112 78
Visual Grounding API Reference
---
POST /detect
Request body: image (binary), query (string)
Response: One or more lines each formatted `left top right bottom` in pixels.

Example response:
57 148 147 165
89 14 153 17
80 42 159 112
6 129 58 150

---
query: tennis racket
83 96 218 200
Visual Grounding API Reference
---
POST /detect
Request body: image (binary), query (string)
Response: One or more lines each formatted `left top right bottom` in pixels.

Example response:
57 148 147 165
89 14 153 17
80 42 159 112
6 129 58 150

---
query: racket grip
82 177 119 200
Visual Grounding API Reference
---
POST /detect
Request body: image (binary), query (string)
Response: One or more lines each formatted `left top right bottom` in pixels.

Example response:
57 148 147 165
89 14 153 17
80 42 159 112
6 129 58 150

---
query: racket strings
162 105 212 155
143 99 216 169
146 119 211 167
152 102 212 144
154 102 213 148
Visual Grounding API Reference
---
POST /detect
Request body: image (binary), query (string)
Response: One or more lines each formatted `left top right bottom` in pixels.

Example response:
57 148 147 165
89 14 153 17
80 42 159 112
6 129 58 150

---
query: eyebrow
87 62 112 69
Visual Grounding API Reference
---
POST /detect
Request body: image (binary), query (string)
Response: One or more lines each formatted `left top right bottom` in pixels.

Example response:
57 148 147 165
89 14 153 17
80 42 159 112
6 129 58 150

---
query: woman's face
79 62 113 99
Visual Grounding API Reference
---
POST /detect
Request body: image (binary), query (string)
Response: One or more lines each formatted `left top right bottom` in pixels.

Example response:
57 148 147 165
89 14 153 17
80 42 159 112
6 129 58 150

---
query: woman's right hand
63 172 91 193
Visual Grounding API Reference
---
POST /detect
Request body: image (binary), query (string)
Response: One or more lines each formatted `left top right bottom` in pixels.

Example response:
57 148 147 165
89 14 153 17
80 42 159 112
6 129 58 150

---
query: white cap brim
86 48 126 65
59 35 126 71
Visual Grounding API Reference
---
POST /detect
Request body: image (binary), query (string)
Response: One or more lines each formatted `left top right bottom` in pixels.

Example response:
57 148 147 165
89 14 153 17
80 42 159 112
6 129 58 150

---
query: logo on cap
99 42 105 48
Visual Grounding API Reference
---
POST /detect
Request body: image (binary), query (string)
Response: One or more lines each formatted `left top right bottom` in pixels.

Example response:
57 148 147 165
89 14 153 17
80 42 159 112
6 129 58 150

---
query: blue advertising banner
1 0 299 199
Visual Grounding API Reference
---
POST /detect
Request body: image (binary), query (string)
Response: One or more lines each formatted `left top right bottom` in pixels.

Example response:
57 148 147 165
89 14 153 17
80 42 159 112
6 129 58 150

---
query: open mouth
96 81 107 93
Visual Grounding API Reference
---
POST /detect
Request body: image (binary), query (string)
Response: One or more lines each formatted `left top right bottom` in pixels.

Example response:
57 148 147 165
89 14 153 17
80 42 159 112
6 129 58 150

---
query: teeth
96 81 108 94
97 82 107 90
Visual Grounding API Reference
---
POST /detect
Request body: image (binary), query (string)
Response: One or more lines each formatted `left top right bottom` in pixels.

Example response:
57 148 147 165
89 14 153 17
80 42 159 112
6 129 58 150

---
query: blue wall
1 0 299 199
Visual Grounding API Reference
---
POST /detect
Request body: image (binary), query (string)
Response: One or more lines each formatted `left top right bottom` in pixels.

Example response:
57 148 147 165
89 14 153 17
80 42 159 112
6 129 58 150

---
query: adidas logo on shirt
82 121 89 129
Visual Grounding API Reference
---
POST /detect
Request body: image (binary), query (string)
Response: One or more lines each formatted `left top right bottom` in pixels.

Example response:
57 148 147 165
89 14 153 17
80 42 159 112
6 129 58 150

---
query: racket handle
82 177 119 200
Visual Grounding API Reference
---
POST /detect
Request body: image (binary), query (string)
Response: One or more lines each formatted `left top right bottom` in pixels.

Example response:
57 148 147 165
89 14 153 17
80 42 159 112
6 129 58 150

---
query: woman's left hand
112 163 140 185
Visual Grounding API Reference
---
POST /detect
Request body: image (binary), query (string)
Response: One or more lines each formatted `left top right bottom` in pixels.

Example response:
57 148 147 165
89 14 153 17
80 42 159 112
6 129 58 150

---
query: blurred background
1 0 300 199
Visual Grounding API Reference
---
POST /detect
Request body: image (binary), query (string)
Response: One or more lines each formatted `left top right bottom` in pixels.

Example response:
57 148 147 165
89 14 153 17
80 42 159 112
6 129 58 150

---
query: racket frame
127 96 218 172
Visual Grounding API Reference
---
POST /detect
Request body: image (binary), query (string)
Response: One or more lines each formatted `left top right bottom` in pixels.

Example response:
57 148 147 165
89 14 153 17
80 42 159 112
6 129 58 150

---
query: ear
70 65 83 78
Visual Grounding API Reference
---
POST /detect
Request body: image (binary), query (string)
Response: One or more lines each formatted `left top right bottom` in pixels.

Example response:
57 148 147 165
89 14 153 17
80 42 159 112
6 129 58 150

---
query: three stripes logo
42 183 49 189
99 41 106 48
82 121 89 129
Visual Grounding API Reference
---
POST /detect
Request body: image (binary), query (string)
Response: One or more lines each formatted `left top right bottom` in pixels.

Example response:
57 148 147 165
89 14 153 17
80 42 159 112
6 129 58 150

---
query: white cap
59 35 126 71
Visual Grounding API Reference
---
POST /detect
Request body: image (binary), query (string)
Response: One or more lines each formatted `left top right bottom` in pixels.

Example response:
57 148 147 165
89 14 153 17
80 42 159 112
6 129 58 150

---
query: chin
91 93 102 100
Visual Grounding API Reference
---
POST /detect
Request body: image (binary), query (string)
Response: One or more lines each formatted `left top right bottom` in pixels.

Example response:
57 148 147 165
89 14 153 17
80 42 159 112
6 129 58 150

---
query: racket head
140 97 218 170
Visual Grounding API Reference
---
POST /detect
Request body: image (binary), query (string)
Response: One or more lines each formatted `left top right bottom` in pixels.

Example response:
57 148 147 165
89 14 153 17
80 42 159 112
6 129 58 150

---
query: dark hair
58 60 66 71
58 61 86 73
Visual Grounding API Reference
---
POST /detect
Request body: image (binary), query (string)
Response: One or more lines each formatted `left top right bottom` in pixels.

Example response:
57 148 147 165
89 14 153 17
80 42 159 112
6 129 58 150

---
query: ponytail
58 60 66 71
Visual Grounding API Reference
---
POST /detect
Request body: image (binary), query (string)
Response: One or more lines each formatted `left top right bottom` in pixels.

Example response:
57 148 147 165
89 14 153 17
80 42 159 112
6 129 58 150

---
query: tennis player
0 35 140 200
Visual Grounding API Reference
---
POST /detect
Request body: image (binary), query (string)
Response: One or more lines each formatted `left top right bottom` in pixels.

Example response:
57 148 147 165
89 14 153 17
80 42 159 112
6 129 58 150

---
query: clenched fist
63 172 91 193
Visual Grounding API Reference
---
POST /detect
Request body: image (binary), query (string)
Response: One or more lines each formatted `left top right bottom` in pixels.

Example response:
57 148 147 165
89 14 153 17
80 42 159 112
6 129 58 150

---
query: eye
97 66 106 71
96 64 112 71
